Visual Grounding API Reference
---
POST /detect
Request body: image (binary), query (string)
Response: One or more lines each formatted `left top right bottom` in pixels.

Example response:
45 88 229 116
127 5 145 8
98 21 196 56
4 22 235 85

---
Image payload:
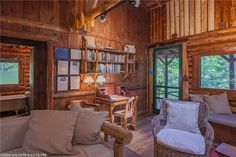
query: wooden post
148 48 154 114
114 141 125 157
47 41 54 110
182 42 189 99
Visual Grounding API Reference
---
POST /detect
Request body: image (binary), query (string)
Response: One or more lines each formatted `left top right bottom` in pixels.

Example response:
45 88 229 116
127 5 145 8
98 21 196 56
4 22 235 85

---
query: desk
96 95 130 123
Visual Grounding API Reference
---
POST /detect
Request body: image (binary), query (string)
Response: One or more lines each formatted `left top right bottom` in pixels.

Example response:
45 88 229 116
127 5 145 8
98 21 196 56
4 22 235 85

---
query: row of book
97 52 126 63
84 50 126 63
84 50 96 61
98 64 125 73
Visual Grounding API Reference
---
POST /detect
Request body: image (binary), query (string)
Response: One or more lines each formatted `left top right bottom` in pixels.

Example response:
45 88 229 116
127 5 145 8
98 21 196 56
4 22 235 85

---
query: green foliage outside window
201 54 236 90
0 62 19 85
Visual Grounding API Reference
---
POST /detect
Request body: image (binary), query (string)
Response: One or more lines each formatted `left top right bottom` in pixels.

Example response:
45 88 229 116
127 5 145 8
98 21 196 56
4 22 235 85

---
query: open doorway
0 36 48 117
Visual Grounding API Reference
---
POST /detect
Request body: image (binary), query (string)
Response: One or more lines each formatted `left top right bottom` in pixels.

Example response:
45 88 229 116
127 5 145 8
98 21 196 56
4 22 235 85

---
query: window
201 54 236 90
0 60 19 85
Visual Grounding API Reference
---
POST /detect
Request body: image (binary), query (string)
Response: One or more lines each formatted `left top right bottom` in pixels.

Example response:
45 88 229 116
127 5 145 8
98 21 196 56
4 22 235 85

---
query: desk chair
114 96 138 129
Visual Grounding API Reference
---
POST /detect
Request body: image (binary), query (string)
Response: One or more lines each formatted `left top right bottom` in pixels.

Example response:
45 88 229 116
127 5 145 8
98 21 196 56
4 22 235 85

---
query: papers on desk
109 95 129 101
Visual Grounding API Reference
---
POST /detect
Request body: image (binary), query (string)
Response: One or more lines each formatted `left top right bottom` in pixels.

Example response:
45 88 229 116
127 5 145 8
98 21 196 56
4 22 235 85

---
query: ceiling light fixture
98 13 107 23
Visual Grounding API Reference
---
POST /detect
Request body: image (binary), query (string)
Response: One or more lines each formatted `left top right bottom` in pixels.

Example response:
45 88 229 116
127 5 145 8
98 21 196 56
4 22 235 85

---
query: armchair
151 99 214 157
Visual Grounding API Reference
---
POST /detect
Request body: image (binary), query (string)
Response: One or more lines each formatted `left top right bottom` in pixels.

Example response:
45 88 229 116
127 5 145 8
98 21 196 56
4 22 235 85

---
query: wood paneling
150 5 167 43
0 1 149 117
0 43 31 96
187 28 236 110
149 0 236 43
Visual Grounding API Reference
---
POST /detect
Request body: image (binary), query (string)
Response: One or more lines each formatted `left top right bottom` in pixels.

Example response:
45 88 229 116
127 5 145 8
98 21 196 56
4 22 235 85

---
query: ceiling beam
80 0 85 27
75 0 123 29
0 15 68 33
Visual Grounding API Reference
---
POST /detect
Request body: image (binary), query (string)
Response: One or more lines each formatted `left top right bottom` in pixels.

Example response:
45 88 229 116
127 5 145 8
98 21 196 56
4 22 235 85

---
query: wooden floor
127 116 155 157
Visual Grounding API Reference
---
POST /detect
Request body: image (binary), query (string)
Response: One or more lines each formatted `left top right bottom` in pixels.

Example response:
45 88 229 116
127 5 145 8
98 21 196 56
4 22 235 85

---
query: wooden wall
187 28 236 112
0 44 31 96
0 1 149 117
148 0 236 113
149 0 236 43
56 3 149 116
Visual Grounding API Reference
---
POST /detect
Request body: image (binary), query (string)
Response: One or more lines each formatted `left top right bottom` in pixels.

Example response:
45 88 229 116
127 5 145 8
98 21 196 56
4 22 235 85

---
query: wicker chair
151 99 214 157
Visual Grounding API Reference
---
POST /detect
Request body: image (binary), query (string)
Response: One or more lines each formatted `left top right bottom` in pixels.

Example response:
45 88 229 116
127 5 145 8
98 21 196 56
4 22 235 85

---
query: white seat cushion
156 129 205 155
51 143 114 157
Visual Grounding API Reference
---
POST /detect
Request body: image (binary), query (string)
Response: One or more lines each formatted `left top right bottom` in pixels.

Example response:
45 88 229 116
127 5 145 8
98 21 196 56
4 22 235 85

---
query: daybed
0 115 132 157
189 92 236 145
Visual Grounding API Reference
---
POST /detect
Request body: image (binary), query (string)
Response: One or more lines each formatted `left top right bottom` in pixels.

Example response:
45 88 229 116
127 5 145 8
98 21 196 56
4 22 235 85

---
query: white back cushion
165 100 200 134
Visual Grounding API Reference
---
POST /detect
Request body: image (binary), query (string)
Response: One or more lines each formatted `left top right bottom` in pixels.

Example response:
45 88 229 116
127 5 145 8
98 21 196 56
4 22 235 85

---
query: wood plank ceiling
73 0 168 30
141 0 168 10
71 0 122 30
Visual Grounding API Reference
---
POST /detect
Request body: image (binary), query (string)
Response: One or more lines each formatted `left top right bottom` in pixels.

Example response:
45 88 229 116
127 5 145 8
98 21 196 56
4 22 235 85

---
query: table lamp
96 75 106 86
84 76 94 87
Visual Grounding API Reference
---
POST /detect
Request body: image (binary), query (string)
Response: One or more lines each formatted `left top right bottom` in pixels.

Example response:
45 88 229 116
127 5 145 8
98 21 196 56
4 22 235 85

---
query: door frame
153 44 183 114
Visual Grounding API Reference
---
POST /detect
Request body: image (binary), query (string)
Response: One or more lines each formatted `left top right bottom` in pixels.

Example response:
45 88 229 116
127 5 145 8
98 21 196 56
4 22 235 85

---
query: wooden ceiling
141 0 169 10
71 0 122 29
71 0 168 30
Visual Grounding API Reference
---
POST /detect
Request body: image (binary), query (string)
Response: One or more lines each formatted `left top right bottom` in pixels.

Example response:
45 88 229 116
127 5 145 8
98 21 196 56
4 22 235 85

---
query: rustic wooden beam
0 15 68 33
91 0 99 10
80 0 85 27
148 37 187 48
76 0 122 29
0 29 55 41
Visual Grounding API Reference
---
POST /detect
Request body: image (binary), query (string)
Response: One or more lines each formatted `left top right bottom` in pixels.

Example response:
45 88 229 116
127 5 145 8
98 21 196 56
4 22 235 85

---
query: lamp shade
84 76 94 84
96 75 106 83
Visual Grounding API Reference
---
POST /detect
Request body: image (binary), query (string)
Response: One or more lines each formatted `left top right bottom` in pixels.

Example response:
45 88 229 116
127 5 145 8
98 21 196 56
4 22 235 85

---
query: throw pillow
189 94 213 113
204 92 232 114
23 110 78 154
164 100 201 134
189 94 208 103
71 107 108 145
68 101 95 111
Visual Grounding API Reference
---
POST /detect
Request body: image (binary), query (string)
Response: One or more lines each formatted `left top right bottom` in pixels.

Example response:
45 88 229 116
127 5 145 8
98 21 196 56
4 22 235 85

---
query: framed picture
71 49 82 60
70 76 80 90
57 60 68 75
70 61 80 75
84 36 96 48
55 47 69 59
57 76 68 91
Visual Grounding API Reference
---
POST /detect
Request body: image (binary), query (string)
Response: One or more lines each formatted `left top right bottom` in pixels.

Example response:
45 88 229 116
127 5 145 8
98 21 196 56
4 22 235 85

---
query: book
98 64 125 74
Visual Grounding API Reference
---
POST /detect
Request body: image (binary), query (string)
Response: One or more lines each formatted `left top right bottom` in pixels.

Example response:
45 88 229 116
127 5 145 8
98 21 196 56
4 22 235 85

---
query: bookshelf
82 46 136 74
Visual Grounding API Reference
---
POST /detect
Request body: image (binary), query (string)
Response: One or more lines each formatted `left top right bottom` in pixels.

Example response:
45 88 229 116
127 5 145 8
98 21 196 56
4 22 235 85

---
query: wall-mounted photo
57 60 68 75
57 76 68 91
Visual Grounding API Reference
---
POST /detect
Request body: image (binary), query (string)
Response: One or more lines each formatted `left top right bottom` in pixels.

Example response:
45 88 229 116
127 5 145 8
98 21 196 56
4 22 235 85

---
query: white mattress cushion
156 128 205 155
208 113 236 128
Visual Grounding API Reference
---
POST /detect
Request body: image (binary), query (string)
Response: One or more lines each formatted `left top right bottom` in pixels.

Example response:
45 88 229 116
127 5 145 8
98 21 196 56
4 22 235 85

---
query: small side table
213 143 236 157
